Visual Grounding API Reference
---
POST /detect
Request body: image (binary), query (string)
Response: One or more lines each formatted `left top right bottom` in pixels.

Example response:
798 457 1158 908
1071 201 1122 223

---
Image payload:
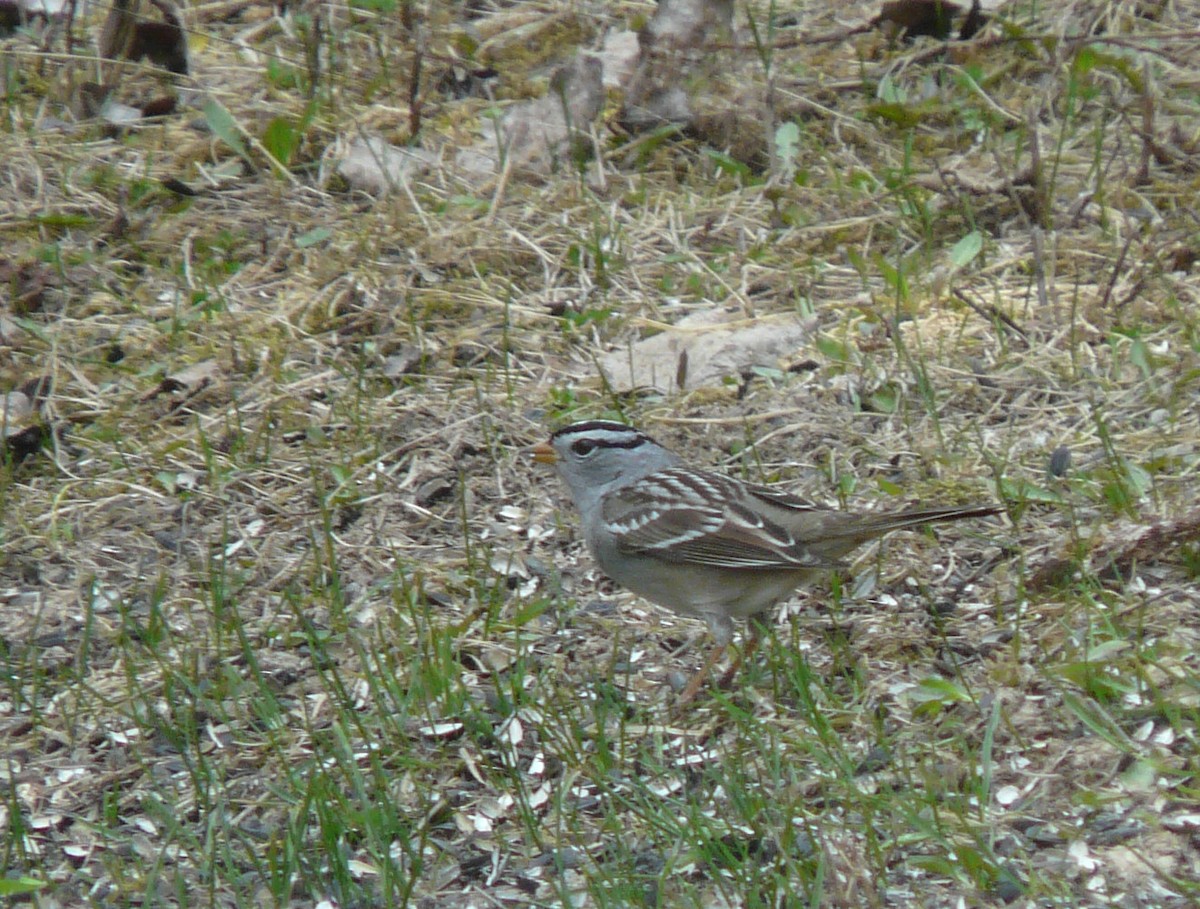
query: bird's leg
675 614 740 705
717 617 766 690
676 640 729 705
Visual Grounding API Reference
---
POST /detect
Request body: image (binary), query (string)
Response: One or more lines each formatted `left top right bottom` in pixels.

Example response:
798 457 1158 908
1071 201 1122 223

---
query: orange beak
531 441 557 464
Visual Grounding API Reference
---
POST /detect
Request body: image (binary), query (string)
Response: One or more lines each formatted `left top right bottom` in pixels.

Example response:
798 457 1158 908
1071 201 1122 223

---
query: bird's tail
836 503 1003 547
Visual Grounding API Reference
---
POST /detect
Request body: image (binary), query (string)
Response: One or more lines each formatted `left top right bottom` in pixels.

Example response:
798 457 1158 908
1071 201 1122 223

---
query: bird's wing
602 469 838 570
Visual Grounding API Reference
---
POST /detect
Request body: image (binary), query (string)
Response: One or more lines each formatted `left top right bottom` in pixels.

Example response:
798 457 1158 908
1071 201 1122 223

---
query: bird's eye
571 438 598 457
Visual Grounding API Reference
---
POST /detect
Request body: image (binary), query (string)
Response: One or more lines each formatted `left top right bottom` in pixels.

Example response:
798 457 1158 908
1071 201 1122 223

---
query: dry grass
2 0 1200 906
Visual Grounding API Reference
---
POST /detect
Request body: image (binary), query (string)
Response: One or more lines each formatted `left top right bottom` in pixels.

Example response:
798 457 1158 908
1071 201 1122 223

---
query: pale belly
595 549 818 623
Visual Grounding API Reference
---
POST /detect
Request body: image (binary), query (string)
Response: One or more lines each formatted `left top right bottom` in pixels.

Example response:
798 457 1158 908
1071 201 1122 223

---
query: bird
532 420 1002 703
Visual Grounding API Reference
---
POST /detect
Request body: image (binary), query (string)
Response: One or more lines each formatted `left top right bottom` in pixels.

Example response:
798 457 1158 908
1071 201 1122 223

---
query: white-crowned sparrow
532 420 1002 702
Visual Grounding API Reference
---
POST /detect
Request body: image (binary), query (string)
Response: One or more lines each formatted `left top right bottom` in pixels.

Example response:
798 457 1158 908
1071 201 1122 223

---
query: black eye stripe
552 421 653 451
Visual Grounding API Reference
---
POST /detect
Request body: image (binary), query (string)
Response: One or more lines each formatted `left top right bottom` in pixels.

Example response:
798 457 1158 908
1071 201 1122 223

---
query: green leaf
997 476 1065 505
815 335 851 363
875 476 902 496
703 149 757 182
1122 458 1152 496
1129 337 1153 379
296 227 331 248
908 854 959 876
1054 662 1128 701
0 878 47 896
447 195 490 213
837 474 857 499
876 254 900 292
1119 758 1158 791
750 365 785 382
911 676 972 705
508 597 552 627
1084 639 1131 661
1073 47 1143 91
1060 692 1135 752
1071 46 1098 77
628 123 684 165
867 383 898 414
203 99 252 163
867 102 921 129
950 230 983 268
266 58 302 89
32 212 95 228
262 116 299 167
774 121 800 172
876 74 906 105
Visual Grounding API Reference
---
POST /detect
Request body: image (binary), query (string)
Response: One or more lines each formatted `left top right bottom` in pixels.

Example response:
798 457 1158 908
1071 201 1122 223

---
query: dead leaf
19 375 53 407
139 95 178 117
99 0 189 74
1 390 31 424
142 359 220 402
597 29 640 89
1 390 45 462
339 53 605 193
99 98 144 127
596 308 816 393
0 257 56 313
98 0 139 64
382 345 424 379
875 0 987 41
0 314 25 344
876 0 962 40
464 52 604 176
336 138 437 195
0 0 62 31
620 0 735 132
160 177 198 196
128 18 189 75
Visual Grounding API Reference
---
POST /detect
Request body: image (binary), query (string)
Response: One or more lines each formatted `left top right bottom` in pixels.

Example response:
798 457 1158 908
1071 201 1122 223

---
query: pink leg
676 641 729 706
717 620 764 690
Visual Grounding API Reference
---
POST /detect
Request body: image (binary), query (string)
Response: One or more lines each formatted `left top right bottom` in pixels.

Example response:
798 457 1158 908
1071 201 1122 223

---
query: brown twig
1028 508 1200 592
952 288 1028 343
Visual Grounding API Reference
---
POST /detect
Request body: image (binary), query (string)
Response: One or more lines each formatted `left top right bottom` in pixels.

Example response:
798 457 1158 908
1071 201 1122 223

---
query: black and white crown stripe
554 422 819 507
550 420 654 451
